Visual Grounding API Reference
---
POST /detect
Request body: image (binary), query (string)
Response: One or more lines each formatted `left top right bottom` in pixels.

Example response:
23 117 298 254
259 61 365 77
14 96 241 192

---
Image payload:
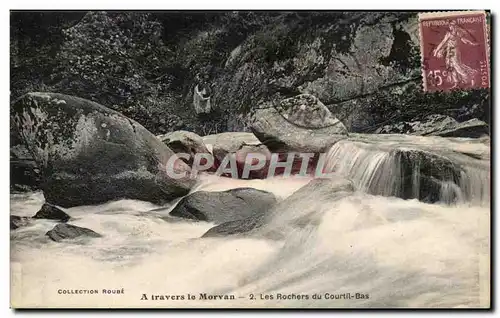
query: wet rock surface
158 130 211 166
10 215 31 230
202 214 265 238
326 134 490 204
11 92 195 207
376 114 489 138
33 203 71 222
10 144 41 192
251 94 348 153
46 223 102 242
169 187 277 224
202 177 354 237
203 132 261 163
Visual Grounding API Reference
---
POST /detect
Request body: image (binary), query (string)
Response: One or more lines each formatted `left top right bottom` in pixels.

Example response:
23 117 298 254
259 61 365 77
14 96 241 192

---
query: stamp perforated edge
417 10 490 92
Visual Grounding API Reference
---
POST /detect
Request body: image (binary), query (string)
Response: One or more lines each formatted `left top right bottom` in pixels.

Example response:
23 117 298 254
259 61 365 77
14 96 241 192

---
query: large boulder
10 144 41 192
232 143 272 179
157 130 211 166
169 188 277 224
251 94 348 153
203 132 261 163
202 132 273 178
376 114 489 138
202 131 319 179
11 92 195 207
203 177 354 237
46 224 102 242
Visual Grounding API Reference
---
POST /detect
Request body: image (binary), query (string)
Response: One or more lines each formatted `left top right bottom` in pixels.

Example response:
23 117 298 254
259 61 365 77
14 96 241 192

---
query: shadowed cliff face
201 12 489 132
11 11 489 135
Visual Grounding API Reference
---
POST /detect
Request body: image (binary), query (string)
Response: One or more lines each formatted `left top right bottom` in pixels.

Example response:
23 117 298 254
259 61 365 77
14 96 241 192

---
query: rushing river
10 135 490 308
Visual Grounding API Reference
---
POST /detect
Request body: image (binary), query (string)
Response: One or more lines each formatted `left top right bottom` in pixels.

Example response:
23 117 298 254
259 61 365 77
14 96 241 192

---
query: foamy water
10 173 490 308
324 134 490 205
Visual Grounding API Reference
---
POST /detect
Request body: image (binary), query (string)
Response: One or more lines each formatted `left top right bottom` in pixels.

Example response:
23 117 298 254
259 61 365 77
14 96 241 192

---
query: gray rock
203 132 261 164
259 177 356 239
275 177 355 206
202 177 354 237
33 203 70 222
435 118 489 138
232 143 272 179
10 144 41 192
46 224 102 242
376 115 489 138
10 215 31 230
11 92 195 207
389 145 488 204
392 148 463 203
202 132 275 178
251 94 348 153
202 215 265 238
297 21 401 104
158 130 211 165
169 188 276 224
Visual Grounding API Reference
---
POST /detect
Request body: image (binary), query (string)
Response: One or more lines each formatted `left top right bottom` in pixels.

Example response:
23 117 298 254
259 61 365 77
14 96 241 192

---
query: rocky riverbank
10 92 490 242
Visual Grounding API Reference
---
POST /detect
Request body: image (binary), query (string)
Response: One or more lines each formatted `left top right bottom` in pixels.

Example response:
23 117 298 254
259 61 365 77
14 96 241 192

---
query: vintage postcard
10 10 491 309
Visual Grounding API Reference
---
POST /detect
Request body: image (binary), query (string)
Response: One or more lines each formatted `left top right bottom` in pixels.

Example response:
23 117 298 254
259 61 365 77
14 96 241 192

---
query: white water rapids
324 134 490 205
10 135 490 308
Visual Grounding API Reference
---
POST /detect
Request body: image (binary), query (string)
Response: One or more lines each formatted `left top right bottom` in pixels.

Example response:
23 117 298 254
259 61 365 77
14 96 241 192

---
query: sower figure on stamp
432 20 479 89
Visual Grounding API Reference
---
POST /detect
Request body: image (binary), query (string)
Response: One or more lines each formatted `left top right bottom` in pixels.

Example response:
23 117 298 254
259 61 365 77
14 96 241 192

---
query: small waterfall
440 181 464 204
459 167 490 205
323 139 490 205
322 141 398 197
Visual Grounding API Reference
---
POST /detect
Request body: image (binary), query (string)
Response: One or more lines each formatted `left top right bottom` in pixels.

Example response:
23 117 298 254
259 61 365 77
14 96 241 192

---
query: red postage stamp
418 11 490 92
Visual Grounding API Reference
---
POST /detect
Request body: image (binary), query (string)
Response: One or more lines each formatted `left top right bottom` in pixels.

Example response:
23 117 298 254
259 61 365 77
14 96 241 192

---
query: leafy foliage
52 12 183 131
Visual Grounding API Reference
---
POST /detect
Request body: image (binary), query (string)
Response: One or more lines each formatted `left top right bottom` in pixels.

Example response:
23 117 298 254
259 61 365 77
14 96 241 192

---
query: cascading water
459 167 490 205
323 134 490 205
322 140 398 197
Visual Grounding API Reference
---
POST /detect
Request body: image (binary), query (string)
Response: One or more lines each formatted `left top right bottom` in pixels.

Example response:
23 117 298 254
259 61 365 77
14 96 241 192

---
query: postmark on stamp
418 11 490 92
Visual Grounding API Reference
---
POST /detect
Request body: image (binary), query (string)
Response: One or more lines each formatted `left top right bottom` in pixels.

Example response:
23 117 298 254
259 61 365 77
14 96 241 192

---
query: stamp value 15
419 11 490 92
